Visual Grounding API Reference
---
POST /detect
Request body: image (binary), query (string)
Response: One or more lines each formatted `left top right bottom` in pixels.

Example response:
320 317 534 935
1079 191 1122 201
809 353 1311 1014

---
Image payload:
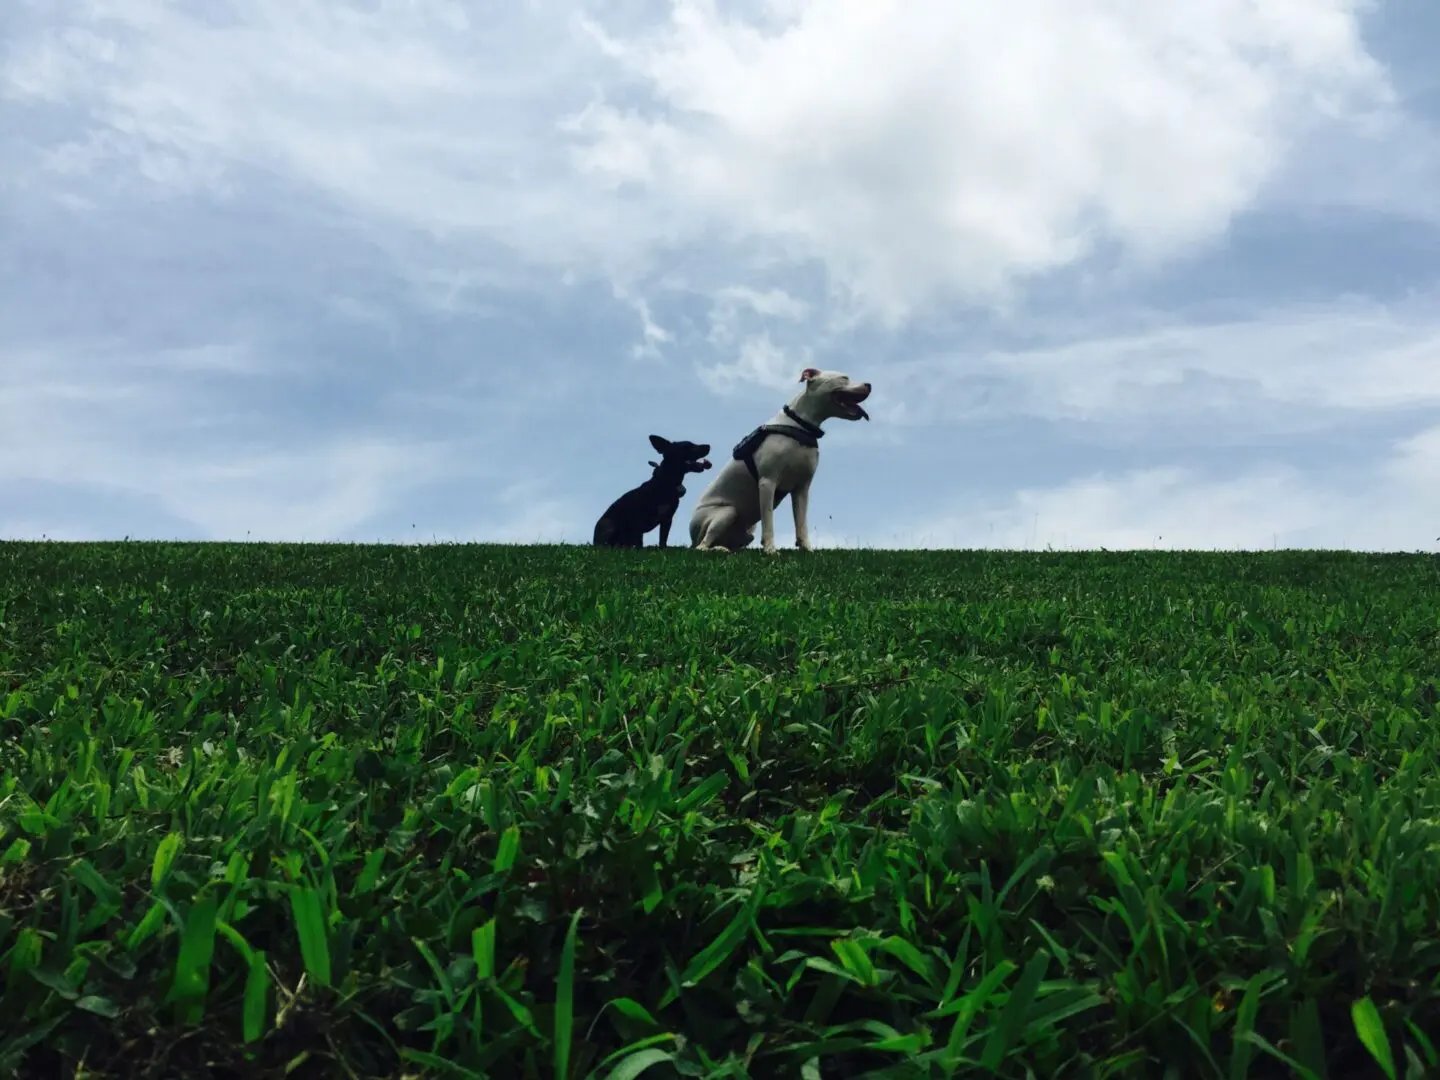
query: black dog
593 435 712 548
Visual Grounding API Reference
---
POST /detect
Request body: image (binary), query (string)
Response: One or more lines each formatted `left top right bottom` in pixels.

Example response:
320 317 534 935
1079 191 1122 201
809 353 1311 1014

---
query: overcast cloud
4 0 1439 549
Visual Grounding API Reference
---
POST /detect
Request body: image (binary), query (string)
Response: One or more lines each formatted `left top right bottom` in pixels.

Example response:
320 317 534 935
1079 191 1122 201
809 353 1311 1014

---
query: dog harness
732 406 824 505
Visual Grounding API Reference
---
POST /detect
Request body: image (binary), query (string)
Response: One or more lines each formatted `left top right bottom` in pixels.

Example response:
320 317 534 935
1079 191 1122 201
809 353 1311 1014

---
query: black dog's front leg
658 513 673 549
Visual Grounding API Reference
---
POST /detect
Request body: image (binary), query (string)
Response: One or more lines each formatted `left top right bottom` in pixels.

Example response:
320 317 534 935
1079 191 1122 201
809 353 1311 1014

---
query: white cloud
1 434 450 543
0 521 93 543
1 0 626 267
879 423 1440 552
612 282 675 360
707 286 810 346
569 0 1395 326
0 334 582 543
463 501 581 544
0 335 474 541
3 0 1409 347
698 333 814 394
3 1 1440 549
176 439 455 541
7 423 454 542
451 482 582 544
880 292 1440 435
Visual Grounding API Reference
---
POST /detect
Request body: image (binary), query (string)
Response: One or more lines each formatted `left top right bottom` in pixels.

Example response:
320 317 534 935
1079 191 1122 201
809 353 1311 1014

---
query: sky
3 0 1440 551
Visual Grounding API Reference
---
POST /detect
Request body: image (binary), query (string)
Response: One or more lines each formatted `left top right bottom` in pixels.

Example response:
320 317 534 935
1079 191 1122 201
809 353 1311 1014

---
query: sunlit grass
1 541 1438 1078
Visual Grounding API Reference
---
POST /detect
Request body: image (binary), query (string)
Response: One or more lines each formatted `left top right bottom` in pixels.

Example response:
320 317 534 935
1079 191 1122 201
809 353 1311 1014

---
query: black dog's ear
649 434 672 454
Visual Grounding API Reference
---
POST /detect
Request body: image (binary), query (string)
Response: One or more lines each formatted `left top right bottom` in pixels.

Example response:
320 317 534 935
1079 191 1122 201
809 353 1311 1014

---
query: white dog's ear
799 368 821 382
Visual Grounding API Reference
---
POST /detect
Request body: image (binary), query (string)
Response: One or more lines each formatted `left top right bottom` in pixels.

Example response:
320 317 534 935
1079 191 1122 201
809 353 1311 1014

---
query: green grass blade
165 892 219 1025
979 950 1048 1071
602 1047 675 1080
555 908 583 1080
288 886 332 989
1352 997 1396 1080
243 949 269 1044
151 832 183 891
473 918 498 980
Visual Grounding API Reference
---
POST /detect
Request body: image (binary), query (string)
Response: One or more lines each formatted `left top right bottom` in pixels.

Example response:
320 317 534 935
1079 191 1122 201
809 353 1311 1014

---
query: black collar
782 406 825 439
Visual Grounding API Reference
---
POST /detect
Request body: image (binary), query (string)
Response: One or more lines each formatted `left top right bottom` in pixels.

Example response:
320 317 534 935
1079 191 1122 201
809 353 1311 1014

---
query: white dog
689 367 871 554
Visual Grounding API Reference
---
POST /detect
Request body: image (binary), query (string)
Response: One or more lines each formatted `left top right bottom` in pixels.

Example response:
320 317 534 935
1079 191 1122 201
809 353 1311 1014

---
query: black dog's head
648 434 712 475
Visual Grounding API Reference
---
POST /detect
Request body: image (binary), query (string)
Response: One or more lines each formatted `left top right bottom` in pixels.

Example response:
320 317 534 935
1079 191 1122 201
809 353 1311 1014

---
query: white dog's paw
762 545 780 556
796 540 813 552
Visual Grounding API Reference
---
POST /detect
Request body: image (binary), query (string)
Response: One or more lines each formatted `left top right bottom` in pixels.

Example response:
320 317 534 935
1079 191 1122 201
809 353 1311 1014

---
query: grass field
2 541 1439 1079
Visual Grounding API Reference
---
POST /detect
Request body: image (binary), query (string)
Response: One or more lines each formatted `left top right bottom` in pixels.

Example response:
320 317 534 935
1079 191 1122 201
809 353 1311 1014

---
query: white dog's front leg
792 483 812 551
758 478 780 555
